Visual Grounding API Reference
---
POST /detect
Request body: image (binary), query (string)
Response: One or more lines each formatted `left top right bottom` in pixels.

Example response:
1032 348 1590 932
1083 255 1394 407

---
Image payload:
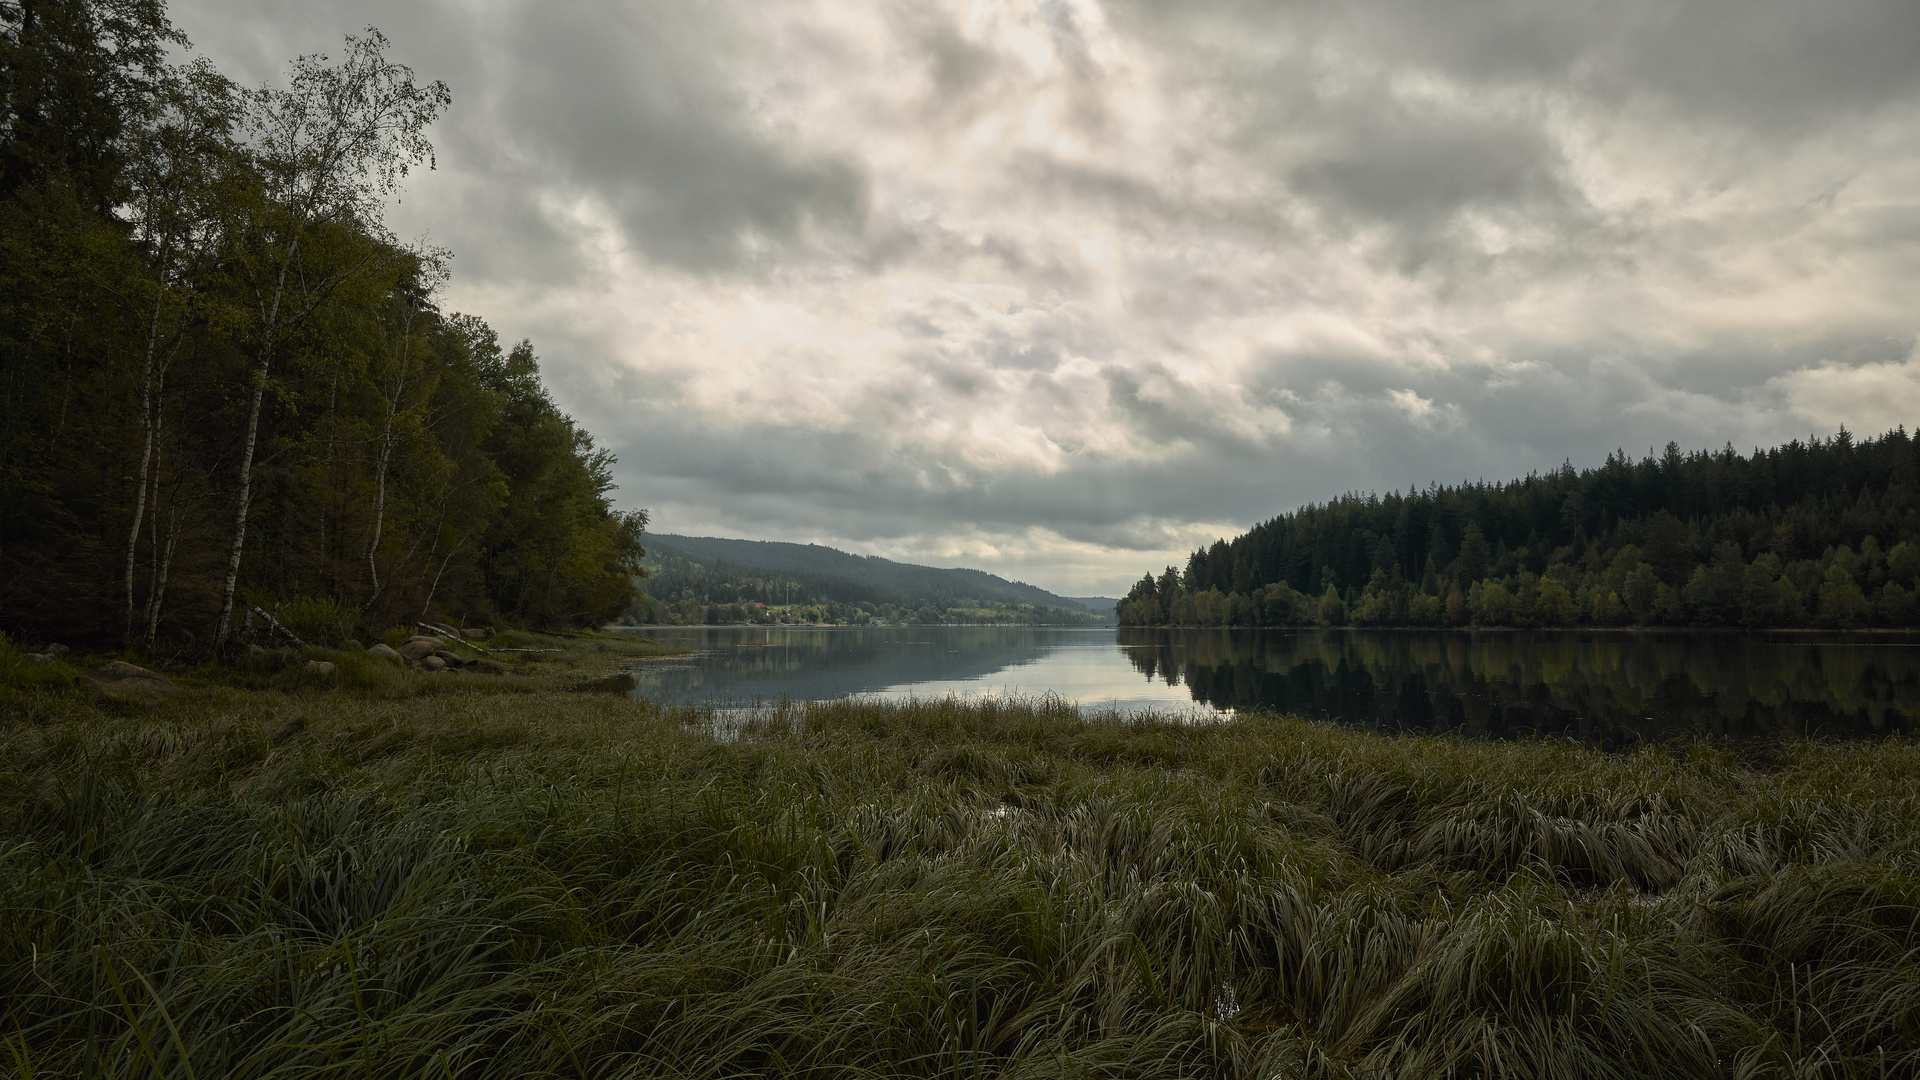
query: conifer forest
1123 430 1920 629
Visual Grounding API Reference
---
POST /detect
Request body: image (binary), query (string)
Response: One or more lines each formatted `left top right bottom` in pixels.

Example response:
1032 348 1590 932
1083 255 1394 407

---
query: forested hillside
0 2 643 649
644 534 1095 609
625 535 1104 625
1122 429 1920 629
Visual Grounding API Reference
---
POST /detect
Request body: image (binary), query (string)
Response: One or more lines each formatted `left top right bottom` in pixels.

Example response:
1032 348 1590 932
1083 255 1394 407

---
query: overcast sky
172 0 1920 596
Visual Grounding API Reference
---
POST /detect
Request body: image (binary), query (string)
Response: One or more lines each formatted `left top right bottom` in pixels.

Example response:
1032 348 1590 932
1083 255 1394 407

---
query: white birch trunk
213 238 295 649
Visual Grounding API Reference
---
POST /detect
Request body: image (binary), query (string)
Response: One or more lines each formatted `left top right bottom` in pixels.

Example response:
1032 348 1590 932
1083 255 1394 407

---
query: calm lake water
614 626 1920 743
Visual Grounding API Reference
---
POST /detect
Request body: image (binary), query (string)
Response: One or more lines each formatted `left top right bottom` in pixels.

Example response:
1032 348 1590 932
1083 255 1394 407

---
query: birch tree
117 56 236 641
362 251 446 611
211 28 447 649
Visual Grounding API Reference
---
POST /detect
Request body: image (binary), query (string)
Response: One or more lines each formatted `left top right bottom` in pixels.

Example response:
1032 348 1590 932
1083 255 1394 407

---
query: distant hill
645 535 1085 608
1066 596 1120 616
630 534 1105 625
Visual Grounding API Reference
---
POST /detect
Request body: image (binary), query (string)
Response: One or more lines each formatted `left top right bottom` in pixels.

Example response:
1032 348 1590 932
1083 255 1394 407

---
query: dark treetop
1 0 642 649
1123 428 1920 630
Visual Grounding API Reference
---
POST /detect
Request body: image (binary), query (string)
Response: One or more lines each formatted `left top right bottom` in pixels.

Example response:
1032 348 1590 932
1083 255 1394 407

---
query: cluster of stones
242 642 337 677
20 626 509 708
365 634 504 675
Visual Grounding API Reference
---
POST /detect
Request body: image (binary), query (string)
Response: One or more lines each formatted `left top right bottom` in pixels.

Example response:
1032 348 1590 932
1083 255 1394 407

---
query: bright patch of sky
172 0 1920 595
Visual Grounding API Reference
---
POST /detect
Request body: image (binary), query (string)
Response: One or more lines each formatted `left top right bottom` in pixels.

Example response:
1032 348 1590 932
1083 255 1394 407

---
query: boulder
398 637 441 662
469 659 507 675
80 661 177 705
304 660 337 676
366 643 402 663
343 639 364 652
26 653 55 665
43 643 69 659
464 627 493 641
418 655 447 672
433 649 465 668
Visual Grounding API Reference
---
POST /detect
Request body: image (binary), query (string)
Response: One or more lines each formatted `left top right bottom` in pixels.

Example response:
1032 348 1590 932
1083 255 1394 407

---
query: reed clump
3 689 1919 1077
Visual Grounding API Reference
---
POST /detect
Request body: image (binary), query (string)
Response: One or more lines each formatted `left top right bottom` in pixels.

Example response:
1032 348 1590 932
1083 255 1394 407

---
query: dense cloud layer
172 0 1920 594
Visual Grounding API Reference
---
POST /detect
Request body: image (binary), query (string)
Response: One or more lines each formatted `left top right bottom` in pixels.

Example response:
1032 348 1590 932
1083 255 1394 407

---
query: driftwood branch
418 621 489 652
248 604 306 649
415 621 561 654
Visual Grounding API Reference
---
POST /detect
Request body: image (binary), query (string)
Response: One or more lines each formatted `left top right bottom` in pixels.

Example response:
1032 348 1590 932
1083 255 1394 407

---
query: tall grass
3 688 1919 1077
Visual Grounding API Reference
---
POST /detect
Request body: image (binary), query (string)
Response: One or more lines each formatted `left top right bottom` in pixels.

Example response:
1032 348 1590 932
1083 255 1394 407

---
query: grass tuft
3 688 1920 1076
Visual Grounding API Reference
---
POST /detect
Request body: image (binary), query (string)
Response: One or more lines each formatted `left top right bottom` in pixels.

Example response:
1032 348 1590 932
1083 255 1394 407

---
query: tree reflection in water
1121 628 1920 744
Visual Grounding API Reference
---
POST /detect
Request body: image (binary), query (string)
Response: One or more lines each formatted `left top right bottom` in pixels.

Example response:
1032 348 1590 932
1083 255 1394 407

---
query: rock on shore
79 661 177 705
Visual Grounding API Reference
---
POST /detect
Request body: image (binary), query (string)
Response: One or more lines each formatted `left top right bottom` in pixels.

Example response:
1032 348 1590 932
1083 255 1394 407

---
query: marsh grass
3 685 1919 1077
0 630 680 713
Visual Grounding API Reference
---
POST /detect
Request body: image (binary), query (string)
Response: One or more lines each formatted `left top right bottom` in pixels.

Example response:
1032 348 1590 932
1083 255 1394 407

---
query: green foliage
1124 430 1920 628
0 2 643 647
0 631 75 690
0 0 180 211
278 596 358 646
5 690 1920 1076
477 339 644 628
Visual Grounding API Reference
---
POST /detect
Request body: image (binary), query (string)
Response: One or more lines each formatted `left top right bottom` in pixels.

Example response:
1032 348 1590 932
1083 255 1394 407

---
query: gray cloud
175 0 868 273
171 0 1920 594
1120 0 1920 125
488 4 868 271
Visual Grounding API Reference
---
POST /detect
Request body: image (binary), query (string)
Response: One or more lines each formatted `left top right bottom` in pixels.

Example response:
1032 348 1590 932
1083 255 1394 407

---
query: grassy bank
0 627 681 702
2 685 1918 1077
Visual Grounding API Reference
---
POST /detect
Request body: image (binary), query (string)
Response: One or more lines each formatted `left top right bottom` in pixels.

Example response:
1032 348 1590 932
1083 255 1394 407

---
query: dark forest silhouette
1124 429 1920 629
1 2 643 649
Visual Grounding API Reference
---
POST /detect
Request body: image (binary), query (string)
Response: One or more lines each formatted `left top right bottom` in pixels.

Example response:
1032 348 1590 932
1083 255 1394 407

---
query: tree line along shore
2 1 643 660
1124 428 1920 630
621 537 1111 627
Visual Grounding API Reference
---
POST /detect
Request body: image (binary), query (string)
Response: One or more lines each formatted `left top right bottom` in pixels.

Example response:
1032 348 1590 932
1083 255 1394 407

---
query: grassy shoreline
1 627 685 701
2 676 1918 1076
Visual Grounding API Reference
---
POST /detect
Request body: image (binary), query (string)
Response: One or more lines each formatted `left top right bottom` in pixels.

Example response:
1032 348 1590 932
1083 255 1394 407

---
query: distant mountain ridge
643 534 1110 615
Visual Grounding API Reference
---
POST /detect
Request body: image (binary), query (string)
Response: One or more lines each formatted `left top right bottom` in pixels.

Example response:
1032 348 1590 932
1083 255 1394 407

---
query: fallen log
248 605 306 649
418 622 492 653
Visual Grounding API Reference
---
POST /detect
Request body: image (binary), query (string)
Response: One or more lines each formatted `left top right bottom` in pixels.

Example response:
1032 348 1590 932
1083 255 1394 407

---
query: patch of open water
614 626 1920 744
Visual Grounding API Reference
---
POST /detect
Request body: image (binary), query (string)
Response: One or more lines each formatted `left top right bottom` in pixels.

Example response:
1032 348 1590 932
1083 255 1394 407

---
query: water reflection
1123 628 1920 743
617 626 1920 743
620 626 1200 712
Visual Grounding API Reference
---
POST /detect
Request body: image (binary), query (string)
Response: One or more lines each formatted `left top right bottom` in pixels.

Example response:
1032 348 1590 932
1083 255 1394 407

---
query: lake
614 626 1920 744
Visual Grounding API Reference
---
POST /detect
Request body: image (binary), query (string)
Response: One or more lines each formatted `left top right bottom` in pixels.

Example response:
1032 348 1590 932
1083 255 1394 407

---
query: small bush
0 631 76 692
279 596 360 647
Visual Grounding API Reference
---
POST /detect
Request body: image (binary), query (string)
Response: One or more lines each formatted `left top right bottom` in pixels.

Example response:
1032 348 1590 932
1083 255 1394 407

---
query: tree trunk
213 238 295 650
138 367 170 639
420 531 468 623
213 363 267 649
363 322 412 609
123 277 167 640
145 500 180 647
